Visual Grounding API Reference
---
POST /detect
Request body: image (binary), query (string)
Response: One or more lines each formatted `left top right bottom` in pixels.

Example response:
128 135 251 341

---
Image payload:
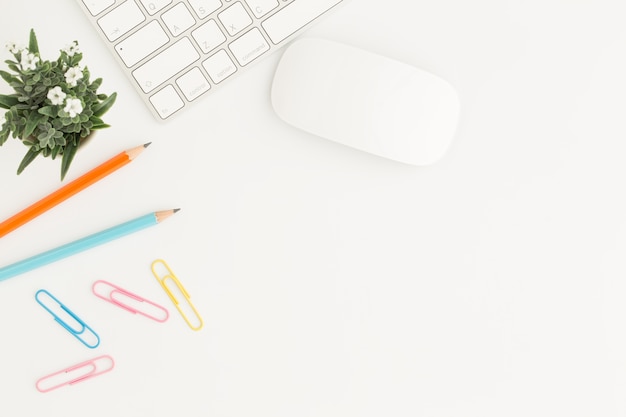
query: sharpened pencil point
155 209 180 223
143 142 152 148
173 208 181 213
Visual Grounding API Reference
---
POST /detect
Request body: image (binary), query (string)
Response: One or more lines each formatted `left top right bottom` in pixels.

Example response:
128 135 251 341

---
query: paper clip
151 259 203 331
36 355 114 393
35 289 100 349
92 280 169 322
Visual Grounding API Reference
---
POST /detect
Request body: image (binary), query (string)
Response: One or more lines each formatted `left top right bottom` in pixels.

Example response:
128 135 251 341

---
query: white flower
5 41 23 54
62 41 80 57
47 86 67 105
20 52 39 71
64 66 83 87
63 98 83 118
5 41 17 53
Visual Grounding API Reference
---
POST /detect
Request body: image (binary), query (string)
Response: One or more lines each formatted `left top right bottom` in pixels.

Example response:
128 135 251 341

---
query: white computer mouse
271 38 460 166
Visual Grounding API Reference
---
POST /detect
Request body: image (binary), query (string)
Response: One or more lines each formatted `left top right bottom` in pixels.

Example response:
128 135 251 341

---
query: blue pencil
0 209 179 282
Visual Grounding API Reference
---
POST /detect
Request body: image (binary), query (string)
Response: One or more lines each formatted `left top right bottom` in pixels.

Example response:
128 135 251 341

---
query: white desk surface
1 0 626 415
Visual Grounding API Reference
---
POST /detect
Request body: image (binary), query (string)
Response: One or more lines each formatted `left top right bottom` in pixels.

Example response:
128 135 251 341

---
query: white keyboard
76 0 345 120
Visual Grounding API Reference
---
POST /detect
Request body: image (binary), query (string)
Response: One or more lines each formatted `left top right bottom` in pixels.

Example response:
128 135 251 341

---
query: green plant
0 29 117 180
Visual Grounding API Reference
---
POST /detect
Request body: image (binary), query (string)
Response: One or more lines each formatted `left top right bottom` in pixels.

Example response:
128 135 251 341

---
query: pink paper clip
92 280 169 322
36 355 115 393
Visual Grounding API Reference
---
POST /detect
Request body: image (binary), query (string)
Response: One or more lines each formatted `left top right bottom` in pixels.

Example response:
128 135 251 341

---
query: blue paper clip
35 289 100 349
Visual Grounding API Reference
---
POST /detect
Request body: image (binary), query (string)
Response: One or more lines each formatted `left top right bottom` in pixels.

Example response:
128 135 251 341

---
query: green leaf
0 129 9 146
70 53 84 67
38 106 57 117
24 111 42 137
33 85 47 96
90 78 103 91
28 28 39 55
60 136 79 180
17 147 40 175
0 94 19 109
92 92 117 117
89 114 104 124
0 70 18 85
55 132 66 146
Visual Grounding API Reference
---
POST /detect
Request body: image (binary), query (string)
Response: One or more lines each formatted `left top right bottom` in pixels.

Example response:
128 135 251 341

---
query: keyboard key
262 0 342 44
162 3 196 36
115 20 169 67
77 0 345 120
188 0 222 19
133 37 200 93
98 1 146 42
82 0 115 16
244 0 278 18
218 2 253 36
192 20 227 54
149 85 184 119
138 0 172 15
202 50 236 83
176 67 211 101
229 28 269 66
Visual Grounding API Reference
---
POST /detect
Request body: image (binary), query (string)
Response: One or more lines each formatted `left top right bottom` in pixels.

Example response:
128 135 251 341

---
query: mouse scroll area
271 38 460 166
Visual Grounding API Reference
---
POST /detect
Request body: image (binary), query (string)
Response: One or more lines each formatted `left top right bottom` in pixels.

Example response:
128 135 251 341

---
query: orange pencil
0 142 151 238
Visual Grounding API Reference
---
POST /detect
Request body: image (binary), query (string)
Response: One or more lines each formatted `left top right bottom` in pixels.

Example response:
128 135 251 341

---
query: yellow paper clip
151 259 203 331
